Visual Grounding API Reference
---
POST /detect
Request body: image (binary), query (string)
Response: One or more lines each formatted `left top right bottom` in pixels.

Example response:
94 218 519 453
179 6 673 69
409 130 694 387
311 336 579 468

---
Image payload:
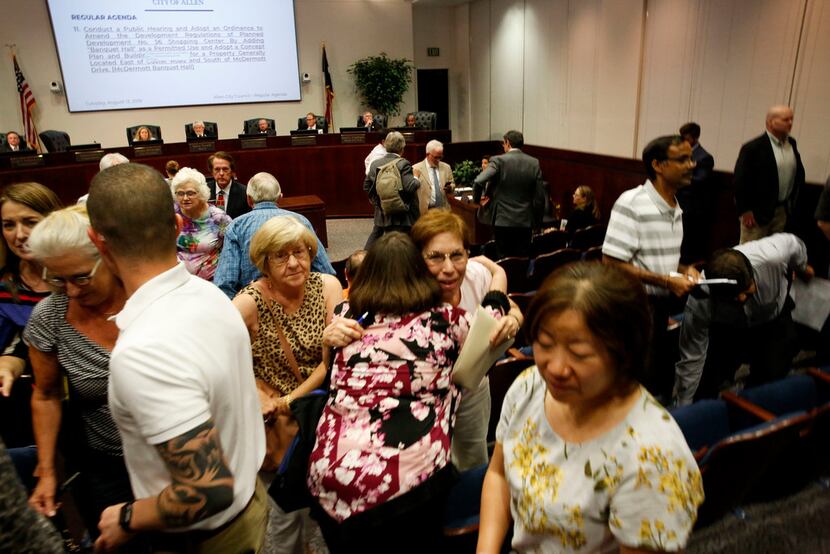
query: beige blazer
413 159 454 216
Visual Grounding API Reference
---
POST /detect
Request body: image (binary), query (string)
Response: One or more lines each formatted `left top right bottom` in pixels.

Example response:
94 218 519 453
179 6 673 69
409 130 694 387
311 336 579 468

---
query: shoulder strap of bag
265 298 305 385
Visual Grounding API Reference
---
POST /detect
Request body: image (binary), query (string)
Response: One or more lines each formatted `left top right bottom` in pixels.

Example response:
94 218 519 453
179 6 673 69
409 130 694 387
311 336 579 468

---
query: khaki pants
451 378 491 471
739 205 787 244
149 479 268 554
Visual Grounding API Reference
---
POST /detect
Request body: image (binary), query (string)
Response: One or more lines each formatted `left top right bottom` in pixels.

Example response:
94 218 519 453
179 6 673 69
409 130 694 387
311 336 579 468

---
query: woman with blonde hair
172 167 232 281
23 204 134 541
131 126 155 142
565 185 600 233
233 215 342 554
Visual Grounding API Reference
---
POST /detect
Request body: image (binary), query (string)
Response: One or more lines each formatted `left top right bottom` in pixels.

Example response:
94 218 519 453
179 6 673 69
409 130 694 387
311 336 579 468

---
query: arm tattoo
154 418 235 528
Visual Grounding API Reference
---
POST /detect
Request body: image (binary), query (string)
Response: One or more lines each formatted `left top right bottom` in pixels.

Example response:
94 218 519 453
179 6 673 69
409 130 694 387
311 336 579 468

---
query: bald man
734 105 805 243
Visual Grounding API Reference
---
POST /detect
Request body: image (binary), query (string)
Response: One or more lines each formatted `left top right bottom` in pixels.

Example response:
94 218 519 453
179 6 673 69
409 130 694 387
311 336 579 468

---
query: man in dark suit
472 130 546 258
677 122 715 263
0 131 32 153
300 112 325 134
358 112 382 132
255 119 276 136
206 151 251 219
186 120 216 139
734 105 805 244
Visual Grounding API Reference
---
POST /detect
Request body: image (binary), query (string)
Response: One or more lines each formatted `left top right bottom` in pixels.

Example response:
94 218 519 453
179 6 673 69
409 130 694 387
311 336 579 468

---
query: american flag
13 55 38 151
322 44 334 131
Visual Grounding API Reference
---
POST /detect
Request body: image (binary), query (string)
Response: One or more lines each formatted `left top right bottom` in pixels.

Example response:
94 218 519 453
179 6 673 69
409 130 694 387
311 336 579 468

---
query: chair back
569 224 606 251
126 124 162 144
507 292 534 316
39 130 71 153
696 412 810 528
244 118 276 134
529 248 581 290
738 374 818 417
582 245 603 261
487 357 535 445
184 121 218 138
495 257 530 294
330 257 348 289
670 399 731 457
296 116 327 131
530 230 568 257
407 111 437 130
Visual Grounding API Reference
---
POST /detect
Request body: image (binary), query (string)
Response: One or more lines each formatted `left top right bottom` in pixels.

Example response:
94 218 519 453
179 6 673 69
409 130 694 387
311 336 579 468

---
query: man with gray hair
77 153 131 204
188 120 215 139
362 131 421 248
413 139 454 215
214 171 334 299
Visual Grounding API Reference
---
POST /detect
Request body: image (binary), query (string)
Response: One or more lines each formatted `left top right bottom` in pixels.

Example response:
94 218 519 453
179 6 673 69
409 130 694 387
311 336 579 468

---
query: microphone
481 290 510 316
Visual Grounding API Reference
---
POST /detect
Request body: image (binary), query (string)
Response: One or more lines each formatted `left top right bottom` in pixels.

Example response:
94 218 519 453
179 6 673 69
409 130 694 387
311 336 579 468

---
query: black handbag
268 388 328 513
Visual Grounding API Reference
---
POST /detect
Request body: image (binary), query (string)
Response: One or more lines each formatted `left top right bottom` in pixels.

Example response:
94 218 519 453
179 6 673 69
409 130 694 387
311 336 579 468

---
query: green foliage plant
348 53 413 117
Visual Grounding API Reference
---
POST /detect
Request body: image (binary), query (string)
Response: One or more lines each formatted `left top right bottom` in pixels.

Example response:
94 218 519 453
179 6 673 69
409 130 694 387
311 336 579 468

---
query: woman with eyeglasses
22 205 136 541
410 210 523 471
0 182 62 488
172 167 232 281
232 215 342 554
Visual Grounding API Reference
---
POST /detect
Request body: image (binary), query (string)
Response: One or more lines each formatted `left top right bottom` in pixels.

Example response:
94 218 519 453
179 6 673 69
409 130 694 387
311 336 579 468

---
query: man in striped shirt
602 135 700 401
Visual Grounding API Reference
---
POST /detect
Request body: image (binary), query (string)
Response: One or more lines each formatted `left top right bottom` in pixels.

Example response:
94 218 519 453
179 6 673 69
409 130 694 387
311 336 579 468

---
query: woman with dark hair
478 262 703 553
565 185 600 233
308 232 470 553
0 183 62 482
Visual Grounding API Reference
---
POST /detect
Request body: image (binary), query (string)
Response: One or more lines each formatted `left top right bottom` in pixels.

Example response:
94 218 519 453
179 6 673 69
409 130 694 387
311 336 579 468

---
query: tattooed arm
94 419 235 552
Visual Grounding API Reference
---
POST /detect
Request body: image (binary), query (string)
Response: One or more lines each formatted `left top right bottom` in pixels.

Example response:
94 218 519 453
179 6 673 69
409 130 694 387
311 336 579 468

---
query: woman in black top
565 185 600 233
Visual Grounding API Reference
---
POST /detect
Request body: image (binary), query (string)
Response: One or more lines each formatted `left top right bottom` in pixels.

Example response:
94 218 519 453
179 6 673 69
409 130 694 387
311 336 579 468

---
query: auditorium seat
582 245 603 261
495 257 530 294
528 248 581 290
443 463 487 542
487 356 534 446
407 111 437 130
569 224 606 251
126 124 162 145
243 118 276 135
295 116 327 132
530 229 568 257
184 121 218 139
39 130 71 153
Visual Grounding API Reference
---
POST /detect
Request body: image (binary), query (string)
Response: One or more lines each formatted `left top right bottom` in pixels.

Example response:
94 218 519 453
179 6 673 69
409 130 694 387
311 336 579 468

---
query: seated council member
131 126 155 143
24 206 134 541
478 262 703 553
301 112 324 134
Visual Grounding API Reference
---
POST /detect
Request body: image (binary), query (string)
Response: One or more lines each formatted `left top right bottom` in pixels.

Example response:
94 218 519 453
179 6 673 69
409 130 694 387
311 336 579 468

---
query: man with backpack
363 131 421 248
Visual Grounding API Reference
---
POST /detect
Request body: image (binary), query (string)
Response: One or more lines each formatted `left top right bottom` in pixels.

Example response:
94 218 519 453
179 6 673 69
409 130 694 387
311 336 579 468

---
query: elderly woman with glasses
410 210 524 470
172 167 232 281
233 215 342 554
22 205 135 541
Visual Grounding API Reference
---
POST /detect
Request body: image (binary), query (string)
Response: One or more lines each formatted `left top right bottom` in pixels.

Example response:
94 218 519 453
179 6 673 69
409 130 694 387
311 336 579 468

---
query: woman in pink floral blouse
307 232 470 553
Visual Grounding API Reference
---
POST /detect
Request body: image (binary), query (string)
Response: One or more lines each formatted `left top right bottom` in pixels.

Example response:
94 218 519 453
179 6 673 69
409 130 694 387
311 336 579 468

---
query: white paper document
452 306 515 390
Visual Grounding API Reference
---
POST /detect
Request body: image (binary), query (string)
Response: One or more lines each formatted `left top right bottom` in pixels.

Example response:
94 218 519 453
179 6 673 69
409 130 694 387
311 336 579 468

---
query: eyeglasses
43 258 102 289
269 247 311 266
174 190 199 198
212 167 232 174
424 250 468 266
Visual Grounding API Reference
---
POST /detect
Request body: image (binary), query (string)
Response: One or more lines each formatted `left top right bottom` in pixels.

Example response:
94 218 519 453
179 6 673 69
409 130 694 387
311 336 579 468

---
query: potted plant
452 160 481 187
348 53 413 119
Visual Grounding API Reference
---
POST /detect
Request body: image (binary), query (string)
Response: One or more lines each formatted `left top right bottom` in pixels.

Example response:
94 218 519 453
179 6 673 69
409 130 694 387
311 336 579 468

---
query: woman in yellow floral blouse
478 262 703 553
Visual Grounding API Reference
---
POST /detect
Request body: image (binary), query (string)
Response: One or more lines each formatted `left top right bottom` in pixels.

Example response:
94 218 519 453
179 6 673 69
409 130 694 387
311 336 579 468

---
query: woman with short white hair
23 205 135 541
171 167 232 281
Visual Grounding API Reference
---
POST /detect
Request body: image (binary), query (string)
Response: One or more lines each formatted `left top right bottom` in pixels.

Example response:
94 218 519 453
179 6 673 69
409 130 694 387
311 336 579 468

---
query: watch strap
119 500 135 532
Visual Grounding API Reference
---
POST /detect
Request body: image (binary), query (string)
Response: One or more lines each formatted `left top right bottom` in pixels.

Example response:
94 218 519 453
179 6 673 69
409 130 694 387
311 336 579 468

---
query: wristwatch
119 500 135 532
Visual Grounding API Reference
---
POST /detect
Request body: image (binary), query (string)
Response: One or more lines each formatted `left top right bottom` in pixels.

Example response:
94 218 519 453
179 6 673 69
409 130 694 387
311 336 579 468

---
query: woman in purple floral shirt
308 232 470 553
171 167 232 281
